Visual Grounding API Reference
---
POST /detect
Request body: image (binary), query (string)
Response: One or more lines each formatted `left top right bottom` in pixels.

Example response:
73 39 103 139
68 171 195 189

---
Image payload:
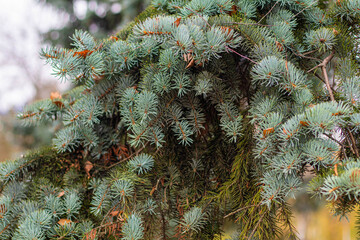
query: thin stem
348 129 359 158
225 22 273 27
314 72 336 93
100 202 121 228
324 133 348 159
321 65 335 101
290 1 317 19
293 50 322 61
247 210 266 240
258 0 280 23
308 51 335 100
226 46 258 64
345 133 356 155
224 204 259 218
302 49 319 56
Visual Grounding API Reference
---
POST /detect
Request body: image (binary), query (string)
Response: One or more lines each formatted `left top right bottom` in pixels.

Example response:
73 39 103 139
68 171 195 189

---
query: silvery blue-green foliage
0 148 156 239
141 198 158 215
237 0 257 19
194 71 214 97
128 154 154 174
33 8 243 154
267 9 297 28
13 210 52 240
63 190 82 219
179 0 233 17
250 58 349 205
304 7 331 27
321 161 360 201
71 29 97 50
0 180 86 239
121 214 144 240
8 0 360 238
339 76 360 107
0 158 35 183
304 28 336 52
112 179 135 202
334 0 360 22
241 0 360 211
179 207 207 233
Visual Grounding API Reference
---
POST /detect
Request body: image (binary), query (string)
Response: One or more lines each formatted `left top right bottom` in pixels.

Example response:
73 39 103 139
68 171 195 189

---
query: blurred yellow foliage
293 206 357 240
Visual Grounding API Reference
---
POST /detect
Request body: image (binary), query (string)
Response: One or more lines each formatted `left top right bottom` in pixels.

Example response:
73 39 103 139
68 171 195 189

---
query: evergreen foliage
2 0 360 239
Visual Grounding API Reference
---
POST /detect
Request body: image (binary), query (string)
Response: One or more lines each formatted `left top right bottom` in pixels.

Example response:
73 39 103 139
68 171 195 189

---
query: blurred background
0 0 357 239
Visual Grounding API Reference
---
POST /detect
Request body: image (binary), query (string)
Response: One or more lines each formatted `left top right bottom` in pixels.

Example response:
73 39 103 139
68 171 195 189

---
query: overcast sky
0 0 69 113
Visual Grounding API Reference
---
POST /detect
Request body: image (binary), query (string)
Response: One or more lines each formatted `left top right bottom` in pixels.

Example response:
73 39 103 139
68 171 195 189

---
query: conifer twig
225 46 258 64
320 52 335 101
225 22 272 27
347 129 359 158
258 0 280 23
290 1 317 20
247 210 266 240
293 51 321 61
314 72 336 93
224 204 259 218
101 201 122 224
302 49 319 56
307 51 335 100
324 133 347 159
